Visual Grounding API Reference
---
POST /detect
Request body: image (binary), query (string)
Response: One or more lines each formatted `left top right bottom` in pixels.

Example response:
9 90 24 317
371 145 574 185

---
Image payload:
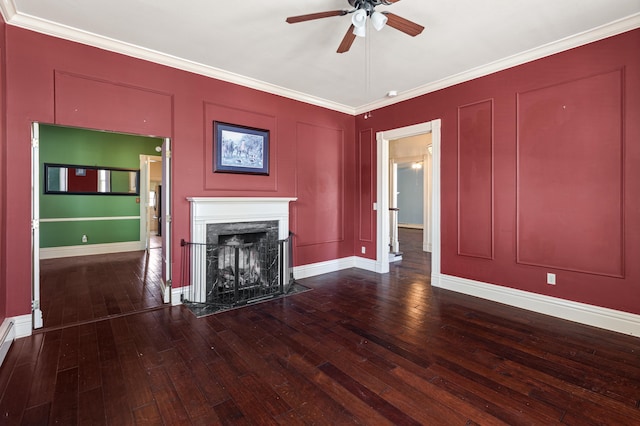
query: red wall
356 30 640 315
2 26 356 317
0 14 6 321
2 20 638 321
66 168 98 193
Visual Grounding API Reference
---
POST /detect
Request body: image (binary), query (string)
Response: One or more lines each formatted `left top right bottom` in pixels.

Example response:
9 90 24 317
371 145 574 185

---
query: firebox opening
203 220 281 306
216 231 268 290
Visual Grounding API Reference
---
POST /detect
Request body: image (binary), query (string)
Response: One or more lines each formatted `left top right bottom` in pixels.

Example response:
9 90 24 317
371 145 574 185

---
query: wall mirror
44 163 140 195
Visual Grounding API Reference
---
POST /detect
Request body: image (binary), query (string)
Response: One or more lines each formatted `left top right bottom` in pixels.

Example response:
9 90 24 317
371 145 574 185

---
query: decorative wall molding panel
457 99 494 259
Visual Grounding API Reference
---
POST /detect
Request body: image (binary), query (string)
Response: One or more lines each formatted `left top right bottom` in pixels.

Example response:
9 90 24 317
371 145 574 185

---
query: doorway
376 120 441 284
140 154 163 250
31 123 172 329
389 133 433 259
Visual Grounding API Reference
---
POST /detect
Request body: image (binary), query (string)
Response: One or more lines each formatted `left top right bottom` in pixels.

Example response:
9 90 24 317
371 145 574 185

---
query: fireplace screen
180 221 294 308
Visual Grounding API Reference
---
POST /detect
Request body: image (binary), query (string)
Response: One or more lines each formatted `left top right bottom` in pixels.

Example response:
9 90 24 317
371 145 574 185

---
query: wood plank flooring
2 229 640 424
39 247 164 329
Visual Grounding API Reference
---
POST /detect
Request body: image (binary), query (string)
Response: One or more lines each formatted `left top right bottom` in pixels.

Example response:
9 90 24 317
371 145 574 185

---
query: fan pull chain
363 20 373 119
366 20 372 95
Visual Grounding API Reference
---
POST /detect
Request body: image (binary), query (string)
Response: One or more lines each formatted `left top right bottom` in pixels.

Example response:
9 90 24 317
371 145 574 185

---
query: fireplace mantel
187 197 297 241
185 197 297 303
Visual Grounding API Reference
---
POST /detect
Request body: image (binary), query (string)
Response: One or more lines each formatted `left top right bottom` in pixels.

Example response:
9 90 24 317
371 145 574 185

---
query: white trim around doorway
374 120 441 283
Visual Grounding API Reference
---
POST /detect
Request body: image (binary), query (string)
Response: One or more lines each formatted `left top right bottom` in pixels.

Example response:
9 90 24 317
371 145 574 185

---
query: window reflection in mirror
44 164 140 195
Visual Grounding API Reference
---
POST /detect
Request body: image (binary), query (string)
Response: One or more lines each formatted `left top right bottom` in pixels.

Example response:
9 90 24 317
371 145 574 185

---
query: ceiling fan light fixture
353 24 366 37
371 11 387 31
352 9 367 28
286 0 424 53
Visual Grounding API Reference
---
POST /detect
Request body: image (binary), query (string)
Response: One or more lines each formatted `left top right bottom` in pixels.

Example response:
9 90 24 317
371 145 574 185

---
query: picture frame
213 121 269 175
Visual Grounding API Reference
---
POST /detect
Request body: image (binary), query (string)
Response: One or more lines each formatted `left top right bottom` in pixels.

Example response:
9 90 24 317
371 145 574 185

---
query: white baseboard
293 256 359 279
292 256 385 278
0 319 16 368
354 256 378 273
172 286 184 306
423 243 432 252
435 274 640 337
161 279 171 304
40 241 146 259
11 314 32 338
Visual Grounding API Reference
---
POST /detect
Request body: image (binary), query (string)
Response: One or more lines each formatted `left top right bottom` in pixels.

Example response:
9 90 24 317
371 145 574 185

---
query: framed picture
213 121 269 175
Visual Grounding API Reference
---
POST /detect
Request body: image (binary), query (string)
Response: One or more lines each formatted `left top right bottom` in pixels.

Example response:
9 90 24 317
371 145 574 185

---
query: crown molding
0 1 355 115
355 12 640 114
0 0 16 21
1 2 638 116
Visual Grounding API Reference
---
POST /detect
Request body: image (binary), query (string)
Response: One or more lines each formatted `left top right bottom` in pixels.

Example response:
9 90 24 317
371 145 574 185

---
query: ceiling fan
286 0 424 53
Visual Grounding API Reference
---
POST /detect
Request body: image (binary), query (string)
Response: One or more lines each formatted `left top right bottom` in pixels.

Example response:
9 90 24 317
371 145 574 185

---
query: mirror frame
44 163 140 196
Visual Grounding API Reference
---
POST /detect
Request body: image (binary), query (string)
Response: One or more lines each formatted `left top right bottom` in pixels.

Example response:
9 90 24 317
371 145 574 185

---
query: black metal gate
180 234 294 309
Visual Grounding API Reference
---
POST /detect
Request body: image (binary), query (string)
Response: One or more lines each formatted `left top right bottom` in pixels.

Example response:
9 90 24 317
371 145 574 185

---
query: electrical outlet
82 234 88 243
361 246 366 254
547 273 556 285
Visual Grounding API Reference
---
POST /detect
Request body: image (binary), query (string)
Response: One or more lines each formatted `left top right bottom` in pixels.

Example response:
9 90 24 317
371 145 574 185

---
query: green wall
40 125 162 248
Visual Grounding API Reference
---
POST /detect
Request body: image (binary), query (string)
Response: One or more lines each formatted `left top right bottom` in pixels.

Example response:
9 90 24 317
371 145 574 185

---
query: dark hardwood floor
2 228 640 424
392 227 432 275
39 246 164 330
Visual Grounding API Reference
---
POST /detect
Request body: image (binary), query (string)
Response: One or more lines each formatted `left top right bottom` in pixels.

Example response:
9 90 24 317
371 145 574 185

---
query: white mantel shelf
187 197 297 241
186 197 297 203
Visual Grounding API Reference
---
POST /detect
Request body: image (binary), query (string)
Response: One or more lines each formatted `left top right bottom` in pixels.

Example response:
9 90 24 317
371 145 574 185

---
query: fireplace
184 197 296 306
205 220 279 305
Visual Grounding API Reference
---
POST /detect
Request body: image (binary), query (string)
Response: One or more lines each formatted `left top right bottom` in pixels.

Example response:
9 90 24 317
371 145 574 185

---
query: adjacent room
37 125 167 329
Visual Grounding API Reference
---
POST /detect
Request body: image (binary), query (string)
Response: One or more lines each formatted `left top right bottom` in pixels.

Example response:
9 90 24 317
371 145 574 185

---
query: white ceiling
2 0 640 114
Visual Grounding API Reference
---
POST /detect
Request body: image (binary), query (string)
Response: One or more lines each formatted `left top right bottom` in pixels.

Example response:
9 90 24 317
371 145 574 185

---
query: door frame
160 138 172 303
31 123 173 329
376 119 441 284
31 123 43 329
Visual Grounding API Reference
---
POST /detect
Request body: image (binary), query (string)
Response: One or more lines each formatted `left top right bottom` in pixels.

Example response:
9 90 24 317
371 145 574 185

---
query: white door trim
31 122 43 329
161 138 172 303
376 120 441 283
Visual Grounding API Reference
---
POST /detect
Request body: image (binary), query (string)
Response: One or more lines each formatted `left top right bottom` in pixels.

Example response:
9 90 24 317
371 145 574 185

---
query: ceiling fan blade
337 24 357 53
286 10 347 24
382 12 424 37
